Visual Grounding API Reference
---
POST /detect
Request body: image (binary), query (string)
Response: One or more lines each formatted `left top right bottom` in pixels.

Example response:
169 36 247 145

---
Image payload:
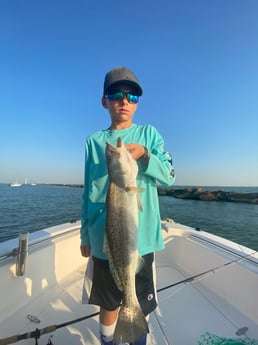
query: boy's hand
125 143 145 160
80 244 91 257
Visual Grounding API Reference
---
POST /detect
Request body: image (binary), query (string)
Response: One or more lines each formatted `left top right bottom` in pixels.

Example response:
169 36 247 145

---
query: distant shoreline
48 184 258 205
48 184 84 188
158 187 258 204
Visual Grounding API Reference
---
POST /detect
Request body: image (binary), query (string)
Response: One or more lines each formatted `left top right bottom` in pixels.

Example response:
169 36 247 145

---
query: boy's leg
100 307 119 325
89 258 122 344
89 255 155 345
99 307 119 345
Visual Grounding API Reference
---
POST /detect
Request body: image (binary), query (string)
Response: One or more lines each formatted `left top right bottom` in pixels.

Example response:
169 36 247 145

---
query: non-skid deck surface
153 264 258 344
1 264 256 345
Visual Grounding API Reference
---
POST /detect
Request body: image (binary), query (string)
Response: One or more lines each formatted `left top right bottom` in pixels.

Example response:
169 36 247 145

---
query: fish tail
113 303 149 344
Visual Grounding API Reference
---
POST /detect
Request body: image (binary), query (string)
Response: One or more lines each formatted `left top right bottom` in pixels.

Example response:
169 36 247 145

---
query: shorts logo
147 293 153 301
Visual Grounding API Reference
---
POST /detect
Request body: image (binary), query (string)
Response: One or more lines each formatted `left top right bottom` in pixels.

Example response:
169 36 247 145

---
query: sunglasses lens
127 94 139 103
106 91 139 104
107 91 124 101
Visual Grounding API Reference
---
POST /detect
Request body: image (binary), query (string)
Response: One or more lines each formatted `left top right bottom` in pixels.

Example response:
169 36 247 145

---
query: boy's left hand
125 143 145 160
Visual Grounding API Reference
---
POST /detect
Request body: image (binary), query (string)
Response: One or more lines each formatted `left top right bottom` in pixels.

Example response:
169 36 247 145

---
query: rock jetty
49 184 83 188
158 188 258 204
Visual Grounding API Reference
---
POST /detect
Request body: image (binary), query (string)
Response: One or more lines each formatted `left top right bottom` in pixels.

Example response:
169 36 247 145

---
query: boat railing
0 220 81 263
188 233 258 268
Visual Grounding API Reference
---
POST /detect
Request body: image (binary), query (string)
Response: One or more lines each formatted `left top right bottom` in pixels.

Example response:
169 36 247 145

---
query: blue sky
1 0 257 186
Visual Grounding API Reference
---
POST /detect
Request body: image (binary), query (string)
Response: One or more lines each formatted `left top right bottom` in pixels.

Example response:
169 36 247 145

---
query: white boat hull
0 220 258 344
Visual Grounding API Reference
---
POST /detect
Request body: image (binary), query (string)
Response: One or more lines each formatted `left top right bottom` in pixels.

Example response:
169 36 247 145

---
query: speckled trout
104 137 149 344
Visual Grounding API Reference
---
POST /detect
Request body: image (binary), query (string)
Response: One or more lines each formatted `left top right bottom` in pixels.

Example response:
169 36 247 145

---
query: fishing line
157 250 257 293
0 312 100 345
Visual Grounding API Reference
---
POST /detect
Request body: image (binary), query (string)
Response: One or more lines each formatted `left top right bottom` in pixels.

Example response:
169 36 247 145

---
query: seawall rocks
158 188 258 204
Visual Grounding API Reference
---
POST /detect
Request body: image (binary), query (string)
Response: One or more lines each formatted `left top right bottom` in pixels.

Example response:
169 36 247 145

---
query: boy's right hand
80 245 91 257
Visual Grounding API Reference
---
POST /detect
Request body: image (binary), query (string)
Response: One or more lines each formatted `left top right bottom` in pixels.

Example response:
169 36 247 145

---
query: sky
0 0 258 186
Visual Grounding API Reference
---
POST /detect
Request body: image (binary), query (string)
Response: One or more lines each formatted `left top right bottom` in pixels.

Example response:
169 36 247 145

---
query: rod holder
16 233 29 276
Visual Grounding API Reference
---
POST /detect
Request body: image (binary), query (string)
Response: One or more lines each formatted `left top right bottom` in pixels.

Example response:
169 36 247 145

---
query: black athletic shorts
89 253 157 316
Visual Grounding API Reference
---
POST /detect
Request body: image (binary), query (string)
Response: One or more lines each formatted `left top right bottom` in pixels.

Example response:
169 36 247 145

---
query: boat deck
153 261 258 344
1 223 258 345
1 260 257 345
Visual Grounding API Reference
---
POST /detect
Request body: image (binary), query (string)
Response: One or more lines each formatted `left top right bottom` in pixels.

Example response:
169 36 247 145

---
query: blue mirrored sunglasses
105 91 139 104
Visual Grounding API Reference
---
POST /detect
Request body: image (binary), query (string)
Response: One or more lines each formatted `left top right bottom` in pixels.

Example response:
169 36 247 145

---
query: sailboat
9 180 22 187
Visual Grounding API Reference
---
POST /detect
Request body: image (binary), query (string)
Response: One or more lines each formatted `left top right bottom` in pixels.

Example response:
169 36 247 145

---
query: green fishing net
198 332 258 345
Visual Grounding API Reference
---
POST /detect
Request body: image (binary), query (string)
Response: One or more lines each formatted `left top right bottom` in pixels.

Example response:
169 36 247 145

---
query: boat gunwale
0 221 81 261
162 220 258 268
188 233 258 267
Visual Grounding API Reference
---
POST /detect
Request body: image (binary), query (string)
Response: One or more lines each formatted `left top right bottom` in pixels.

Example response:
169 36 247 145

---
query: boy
80 67 175 344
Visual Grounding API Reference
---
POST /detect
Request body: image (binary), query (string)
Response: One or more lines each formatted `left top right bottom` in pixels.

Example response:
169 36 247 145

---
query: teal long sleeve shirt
80 123 176 259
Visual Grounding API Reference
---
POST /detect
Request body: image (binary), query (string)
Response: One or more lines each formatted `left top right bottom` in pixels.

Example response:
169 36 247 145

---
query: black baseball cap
103 67 143 96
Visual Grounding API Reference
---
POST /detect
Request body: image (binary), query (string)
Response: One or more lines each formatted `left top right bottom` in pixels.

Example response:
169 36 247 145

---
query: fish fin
137 193 143 212
103 234 123 291
125 186 138 193
125 186 144 212
113 303 149 344
125 187 144 193
136 255 144 274
103 232 109 256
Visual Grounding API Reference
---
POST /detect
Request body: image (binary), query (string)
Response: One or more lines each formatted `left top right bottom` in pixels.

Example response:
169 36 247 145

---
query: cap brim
105 80 143 96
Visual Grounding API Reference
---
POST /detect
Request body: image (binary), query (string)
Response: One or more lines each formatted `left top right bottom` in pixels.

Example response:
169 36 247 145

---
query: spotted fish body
105 138 149 344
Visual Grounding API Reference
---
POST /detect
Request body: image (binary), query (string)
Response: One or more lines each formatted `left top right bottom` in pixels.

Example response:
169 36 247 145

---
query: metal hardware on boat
27 314 41 323
16 233 29 276
235 326 248 336
46 335 54 345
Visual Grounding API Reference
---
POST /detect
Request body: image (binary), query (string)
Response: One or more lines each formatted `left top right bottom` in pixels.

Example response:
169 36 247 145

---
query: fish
104 137 149 344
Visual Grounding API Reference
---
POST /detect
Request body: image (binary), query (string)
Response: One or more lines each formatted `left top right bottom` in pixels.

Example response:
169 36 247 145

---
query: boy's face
102 84 138 128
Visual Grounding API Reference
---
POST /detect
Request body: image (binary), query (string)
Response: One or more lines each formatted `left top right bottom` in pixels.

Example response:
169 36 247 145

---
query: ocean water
0 184 82 243
0 184 258 251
